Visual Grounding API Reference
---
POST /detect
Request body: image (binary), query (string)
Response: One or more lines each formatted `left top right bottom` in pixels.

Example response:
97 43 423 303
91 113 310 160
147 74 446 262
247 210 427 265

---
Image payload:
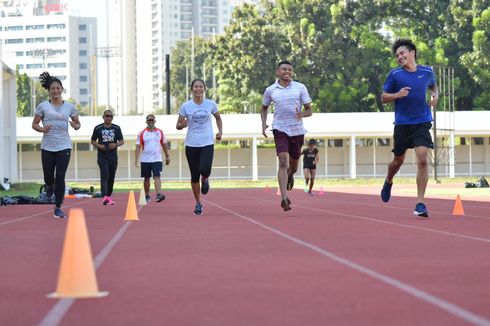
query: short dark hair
190 78 206 89
392 39 417 59
146 114 155 120
308 139 316 145
39 71 63 90
277 60 292 68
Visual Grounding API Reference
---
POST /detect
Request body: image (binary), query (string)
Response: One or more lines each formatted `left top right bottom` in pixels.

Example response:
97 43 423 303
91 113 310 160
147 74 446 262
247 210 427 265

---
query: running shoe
194 202 203 215
201 177 210 195
287 174 294 191
102 196 110 205
304 186 308 193
145 195 151 203
107 196 115 205
53 208 66 219
156 193 166 202
381 179 393 203
281 197 292 211
413 202 429 217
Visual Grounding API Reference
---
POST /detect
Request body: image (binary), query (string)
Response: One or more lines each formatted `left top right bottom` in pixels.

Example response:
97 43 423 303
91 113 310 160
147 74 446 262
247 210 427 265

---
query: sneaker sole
413 211 429 217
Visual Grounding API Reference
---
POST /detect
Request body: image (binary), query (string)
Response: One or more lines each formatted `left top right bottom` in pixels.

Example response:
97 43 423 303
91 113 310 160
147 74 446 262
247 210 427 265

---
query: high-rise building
107 0 231 115
0 1 97 110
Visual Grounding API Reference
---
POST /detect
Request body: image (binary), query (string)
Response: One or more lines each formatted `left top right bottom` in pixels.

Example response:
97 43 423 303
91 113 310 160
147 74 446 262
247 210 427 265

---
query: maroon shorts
272 130 304 160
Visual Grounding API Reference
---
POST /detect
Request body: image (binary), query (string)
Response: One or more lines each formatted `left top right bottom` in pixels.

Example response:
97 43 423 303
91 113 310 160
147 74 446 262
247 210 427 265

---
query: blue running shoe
53 208 66 219
201 177 210 195
413 202 429 217
194 202 203 216
381 180 393 202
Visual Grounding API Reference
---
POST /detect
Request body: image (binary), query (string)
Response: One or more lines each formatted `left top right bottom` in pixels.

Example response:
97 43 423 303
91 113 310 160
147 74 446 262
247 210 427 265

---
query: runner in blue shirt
380 39 439 217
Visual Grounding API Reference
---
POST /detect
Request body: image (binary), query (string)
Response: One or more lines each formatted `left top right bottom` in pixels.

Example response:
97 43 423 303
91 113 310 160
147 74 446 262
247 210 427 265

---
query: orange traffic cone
138 188 147 206
264 185 270 193
319 186 325 196
452 194 464 216
47 209 108 298
124 191 139 221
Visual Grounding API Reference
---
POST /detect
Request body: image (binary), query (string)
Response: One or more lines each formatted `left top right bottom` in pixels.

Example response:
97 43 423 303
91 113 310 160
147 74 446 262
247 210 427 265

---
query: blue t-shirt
383 65 436 125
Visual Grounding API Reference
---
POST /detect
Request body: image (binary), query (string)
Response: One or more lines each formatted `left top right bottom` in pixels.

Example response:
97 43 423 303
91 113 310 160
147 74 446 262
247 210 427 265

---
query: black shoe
381 179 393 203
281 197 292 211
156 193 166 202
201 177 210 195
287 174 294 191
194 202 203 215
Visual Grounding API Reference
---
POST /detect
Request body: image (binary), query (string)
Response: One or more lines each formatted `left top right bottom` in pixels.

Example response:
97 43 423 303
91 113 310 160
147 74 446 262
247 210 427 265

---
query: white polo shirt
262 80 312 136
136 128 166 163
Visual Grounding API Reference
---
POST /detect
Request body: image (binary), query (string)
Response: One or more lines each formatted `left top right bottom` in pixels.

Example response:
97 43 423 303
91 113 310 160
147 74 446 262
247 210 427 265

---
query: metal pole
166 54 170 115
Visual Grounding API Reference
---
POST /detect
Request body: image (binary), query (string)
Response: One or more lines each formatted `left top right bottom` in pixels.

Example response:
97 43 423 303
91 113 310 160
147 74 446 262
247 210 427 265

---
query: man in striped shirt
261 61 312 211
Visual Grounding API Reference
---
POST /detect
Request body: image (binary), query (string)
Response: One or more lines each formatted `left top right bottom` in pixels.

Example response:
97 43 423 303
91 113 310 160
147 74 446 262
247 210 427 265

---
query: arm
32 115 51 133
261 105 269 138
428 84 439 107
213 111 223 141
162 143 170 165
176 114 188 130
134 144 141 167
69 115 81 130
91 139 106 151
314 152 319 164
297 103 312 119
381 87 411 104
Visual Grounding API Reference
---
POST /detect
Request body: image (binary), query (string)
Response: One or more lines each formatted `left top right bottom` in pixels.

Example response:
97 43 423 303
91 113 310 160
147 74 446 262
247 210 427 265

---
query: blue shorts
141 162 163 178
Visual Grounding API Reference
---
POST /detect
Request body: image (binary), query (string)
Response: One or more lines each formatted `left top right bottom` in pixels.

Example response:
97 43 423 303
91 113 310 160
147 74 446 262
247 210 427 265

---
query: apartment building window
6 25 23 31
80 89 88 95
79 24 87 31
5 38 23 44
47 23 66 29
79 63 88 69
16 64 24 69
47 62 66 68
15 51 24 56
26 24 44 30
80 76 88 82
79 50 87 56
26 37 45 43
79 37 87 43
47 36 66 42
26 63 43 69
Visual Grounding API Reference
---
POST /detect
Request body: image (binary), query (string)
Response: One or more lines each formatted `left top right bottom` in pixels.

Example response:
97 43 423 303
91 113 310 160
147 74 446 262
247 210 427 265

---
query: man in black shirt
91 110 124 205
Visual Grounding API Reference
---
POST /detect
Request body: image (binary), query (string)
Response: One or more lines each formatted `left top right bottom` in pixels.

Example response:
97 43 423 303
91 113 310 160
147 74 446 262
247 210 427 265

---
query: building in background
0 0 97 110
1 54 17 185
107 0 231 115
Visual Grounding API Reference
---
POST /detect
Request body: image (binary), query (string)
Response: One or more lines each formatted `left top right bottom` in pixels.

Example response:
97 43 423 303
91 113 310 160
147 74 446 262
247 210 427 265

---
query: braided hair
39 71 63 90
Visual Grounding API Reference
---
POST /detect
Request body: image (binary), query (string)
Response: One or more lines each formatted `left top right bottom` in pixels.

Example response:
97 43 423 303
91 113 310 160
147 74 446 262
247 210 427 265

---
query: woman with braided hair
31 72 81 219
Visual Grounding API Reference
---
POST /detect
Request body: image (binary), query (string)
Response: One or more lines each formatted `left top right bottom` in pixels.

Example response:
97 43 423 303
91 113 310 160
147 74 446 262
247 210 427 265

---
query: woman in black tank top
301 139 319 195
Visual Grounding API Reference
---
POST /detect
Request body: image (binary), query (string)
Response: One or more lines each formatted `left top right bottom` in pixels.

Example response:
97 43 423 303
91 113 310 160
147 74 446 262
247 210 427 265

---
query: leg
154 176 162 195
98 157 109 197
415 146 429 203
144 178 151 196
186 146 202 203
303 168 310 191
41 149 56 188
53 149 71 208
277 152 289 201
199 145 214 194
107 159 118 197
309 169 316 193
386 154 405 183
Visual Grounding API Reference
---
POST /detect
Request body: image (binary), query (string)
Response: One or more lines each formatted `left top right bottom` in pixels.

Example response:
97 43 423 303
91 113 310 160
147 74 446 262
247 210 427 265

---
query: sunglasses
104 115 113 118
147 119 155 122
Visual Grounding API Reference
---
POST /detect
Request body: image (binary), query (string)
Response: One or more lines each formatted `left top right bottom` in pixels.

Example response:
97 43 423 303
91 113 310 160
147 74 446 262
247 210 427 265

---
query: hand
397 87 411 98
262 124 269 138
296 106 303 120
69 121 80 129
42 125 52 133
216 132 222 141
134 161 139 168
107 143 117 150
165 157 170 165
428 95 438 107
98 144 107 151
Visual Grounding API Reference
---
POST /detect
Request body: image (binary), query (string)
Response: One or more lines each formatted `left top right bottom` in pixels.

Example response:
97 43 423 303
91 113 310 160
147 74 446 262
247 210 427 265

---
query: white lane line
37 209 139 326
0 200 93 226
245 195 490 244
205 199 490 326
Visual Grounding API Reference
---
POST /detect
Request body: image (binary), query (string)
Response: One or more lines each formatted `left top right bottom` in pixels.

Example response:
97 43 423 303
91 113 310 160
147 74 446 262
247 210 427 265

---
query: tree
16 71 31 117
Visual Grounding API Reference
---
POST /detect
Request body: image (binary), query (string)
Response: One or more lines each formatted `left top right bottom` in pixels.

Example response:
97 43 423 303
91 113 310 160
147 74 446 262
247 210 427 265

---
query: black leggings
41 149 71 208
185 145 214 183
97 155 118 197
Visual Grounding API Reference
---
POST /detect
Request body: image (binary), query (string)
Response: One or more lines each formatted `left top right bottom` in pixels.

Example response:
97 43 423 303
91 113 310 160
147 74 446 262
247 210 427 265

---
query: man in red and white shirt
135 114 170 203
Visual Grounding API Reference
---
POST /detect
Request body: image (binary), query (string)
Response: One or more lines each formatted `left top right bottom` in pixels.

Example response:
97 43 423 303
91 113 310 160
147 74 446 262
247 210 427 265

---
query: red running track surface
1 188 490 326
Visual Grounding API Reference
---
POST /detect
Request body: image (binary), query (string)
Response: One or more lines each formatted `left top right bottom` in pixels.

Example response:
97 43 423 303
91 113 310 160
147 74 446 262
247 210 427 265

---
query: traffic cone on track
138 188 147 206
47 209 108 298
452 194 464 216
124 191 139 221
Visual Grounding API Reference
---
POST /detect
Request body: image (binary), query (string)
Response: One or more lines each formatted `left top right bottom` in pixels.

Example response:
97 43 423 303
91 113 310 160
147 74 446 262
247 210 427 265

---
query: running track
1 188 489 326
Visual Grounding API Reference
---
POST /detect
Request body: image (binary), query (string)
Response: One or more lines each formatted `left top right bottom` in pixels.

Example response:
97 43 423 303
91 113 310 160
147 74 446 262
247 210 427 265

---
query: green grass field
2 176 489 198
